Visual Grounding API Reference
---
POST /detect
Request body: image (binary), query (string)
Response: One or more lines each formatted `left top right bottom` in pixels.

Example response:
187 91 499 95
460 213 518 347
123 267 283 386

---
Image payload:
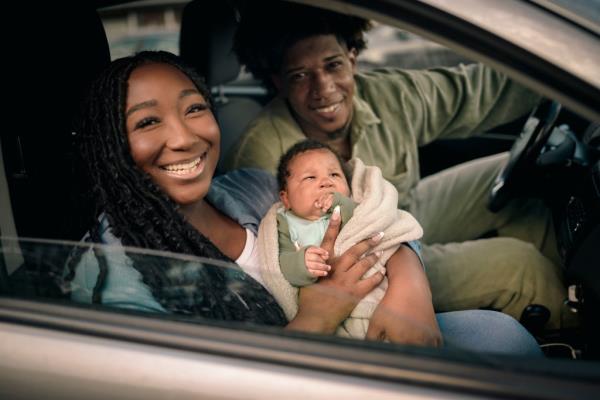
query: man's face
273 35 357 141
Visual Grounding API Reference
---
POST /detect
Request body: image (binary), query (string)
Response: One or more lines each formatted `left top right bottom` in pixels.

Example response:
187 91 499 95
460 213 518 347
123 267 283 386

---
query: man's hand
366 297 442 346
305 246 330 277
366 245 442 347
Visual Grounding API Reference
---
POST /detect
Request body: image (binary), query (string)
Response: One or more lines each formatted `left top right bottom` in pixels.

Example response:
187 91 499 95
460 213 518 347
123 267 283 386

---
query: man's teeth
163 156 202 173
316 104 339 113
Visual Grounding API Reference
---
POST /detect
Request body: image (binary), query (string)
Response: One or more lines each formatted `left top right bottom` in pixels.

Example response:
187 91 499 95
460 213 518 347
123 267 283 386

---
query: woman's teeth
162 154 205 175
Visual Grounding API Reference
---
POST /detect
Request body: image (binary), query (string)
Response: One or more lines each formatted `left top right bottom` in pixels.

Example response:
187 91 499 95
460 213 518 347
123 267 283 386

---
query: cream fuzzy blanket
257 158 423 339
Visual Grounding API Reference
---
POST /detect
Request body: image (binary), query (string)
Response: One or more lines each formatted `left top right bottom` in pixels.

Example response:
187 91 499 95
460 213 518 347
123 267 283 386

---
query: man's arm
366 243 442 346
360 64 541 146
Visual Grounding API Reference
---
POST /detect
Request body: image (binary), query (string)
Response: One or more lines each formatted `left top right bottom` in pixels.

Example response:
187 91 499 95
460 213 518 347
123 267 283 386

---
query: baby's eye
303 176 315 181
135 117 159 130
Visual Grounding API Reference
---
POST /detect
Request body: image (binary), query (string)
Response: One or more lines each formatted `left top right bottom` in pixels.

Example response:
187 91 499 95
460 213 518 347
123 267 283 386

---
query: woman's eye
331 172 341 177
187 103 208 115
135 117 159 130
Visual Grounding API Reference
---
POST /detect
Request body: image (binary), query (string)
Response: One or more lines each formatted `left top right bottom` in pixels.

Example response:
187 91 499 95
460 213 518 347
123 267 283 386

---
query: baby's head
277 140 351 220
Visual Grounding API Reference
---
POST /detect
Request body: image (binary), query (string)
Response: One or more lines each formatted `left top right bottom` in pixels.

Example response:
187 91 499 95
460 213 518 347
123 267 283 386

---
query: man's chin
322 123 350 140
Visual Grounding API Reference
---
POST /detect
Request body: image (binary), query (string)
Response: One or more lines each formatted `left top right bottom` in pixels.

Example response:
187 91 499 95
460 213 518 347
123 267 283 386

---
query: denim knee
437 310 543 356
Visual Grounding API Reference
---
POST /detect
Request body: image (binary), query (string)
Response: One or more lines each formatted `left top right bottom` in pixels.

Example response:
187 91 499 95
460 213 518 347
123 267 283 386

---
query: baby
257 140 424 339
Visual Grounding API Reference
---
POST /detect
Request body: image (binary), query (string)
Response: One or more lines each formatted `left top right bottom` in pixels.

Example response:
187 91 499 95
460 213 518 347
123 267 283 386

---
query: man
224 1 571 329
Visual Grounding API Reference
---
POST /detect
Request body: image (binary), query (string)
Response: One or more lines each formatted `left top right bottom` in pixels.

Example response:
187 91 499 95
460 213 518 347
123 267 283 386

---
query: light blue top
279 209 331 248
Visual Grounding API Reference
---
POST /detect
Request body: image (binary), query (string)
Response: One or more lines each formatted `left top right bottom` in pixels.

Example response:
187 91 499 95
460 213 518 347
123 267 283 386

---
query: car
1 0 599 399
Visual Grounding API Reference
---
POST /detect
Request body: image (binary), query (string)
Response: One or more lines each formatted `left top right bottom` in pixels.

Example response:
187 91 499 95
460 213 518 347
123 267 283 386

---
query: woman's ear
280 190 290 209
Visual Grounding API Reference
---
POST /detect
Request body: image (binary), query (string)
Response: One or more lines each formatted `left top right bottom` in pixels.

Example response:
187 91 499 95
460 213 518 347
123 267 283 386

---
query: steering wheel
488 99 561 212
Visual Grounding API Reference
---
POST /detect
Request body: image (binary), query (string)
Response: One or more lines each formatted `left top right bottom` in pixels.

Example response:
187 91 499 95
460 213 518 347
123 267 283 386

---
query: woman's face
125 62 220 207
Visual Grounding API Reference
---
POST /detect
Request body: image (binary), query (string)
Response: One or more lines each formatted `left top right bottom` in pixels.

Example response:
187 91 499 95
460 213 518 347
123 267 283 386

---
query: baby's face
280 149 350 220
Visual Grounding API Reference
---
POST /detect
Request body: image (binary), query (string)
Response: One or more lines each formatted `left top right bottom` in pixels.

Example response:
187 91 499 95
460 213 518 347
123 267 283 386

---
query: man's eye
327 61 343 70
135 117 159 130
187 103 208 114
289 72 307 82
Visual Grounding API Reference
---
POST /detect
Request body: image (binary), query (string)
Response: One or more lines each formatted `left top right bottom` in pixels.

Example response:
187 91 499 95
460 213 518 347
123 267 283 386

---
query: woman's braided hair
233 0 372 92
65 51 285 325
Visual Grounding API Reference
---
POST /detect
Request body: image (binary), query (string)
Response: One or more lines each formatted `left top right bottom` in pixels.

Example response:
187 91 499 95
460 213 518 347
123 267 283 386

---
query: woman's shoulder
208 168 278 234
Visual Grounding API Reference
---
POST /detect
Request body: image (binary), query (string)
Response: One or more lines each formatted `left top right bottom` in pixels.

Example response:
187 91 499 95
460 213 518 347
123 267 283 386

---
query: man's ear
348 48 358 73
271 74 283 92
280 190 290 209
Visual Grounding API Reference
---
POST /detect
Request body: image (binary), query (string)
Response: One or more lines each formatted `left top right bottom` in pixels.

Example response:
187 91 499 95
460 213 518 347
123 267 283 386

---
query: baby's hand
305 246 331 278
314 193 334 215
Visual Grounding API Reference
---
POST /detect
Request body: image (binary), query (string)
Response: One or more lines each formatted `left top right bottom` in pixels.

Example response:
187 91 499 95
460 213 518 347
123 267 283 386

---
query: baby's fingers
307 261 330 277
306 246 329 260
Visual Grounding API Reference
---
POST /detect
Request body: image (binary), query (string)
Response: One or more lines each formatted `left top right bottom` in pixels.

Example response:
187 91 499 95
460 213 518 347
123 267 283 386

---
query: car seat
0 4 111 297
3 4 110 242
180 0 264 175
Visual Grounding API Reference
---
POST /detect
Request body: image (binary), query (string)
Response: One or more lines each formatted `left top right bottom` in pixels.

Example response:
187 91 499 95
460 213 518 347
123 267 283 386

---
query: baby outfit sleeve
276 212 318 287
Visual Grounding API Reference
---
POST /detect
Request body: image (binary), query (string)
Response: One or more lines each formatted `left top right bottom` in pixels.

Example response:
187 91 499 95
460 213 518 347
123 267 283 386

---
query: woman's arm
366 244 442 346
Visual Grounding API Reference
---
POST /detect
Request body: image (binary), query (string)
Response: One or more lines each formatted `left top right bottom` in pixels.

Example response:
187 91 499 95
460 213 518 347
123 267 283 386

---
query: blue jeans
437 310 542 356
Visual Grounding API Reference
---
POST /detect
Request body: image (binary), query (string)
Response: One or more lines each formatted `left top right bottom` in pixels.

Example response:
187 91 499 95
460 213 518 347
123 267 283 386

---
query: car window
100 0 184 60
1 237 444 343
360 23 472 70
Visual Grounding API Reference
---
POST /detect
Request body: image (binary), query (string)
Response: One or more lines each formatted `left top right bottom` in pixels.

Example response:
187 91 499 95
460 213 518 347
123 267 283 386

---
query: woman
66 51 540 355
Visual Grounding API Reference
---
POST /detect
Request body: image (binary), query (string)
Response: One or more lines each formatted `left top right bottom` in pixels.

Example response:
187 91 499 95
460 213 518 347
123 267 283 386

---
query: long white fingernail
332 205 341 221
371 231 384 242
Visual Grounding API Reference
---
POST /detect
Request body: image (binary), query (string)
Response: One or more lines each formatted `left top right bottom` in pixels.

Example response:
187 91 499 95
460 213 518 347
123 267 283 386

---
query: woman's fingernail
377 250 384 258
331 205 341 221
371 231 384 242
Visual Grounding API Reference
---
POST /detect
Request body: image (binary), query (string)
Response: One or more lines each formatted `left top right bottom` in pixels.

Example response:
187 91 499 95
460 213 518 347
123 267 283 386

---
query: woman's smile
160 149 208 179
126 62 220 206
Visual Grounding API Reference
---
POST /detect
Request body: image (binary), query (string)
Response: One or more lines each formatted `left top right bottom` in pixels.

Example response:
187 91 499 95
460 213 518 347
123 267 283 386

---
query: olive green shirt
224 64 540 208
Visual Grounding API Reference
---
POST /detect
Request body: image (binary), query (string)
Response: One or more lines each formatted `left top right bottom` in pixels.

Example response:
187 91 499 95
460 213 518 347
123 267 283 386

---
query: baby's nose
320 177 333 187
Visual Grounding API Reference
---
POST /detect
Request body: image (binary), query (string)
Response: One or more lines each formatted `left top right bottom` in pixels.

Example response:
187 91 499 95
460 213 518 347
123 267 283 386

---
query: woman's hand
366 245 442 347
286 206 384 334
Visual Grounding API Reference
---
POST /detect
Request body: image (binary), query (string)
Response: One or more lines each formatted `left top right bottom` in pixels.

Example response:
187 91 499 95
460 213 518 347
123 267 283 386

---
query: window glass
360 23 472 70
100 0 185 60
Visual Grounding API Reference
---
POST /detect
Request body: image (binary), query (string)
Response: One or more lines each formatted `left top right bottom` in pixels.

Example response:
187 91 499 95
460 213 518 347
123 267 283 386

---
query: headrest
180 0 241 87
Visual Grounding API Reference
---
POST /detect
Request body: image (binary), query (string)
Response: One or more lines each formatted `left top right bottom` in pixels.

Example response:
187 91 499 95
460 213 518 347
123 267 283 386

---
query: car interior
1 0 599 370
